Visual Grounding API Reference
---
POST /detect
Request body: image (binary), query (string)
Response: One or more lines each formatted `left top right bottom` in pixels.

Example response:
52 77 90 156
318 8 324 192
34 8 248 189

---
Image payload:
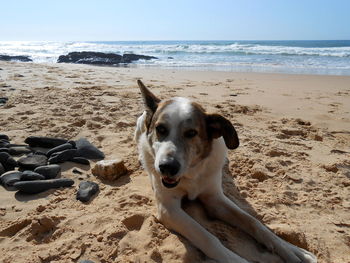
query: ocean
1 40 350 75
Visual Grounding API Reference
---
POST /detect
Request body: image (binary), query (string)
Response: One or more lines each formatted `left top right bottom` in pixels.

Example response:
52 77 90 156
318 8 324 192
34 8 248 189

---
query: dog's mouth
161 176 180 188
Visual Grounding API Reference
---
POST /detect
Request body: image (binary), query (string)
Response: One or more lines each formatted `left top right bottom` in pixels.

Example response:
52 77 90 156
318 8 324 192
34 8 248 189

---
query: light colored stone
92 159 128 180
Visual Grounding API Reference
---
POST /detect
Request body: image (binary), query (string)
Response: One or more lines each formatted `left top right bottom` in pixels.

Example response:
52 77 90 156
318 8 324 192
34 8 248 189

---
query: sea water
0 40 350 75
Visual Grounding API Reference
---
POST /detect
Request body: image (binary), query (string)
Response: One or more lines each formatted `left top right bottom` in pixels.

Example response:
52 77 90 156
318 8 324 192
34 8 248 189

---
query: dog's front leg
157 201 249 263
201 192 317 263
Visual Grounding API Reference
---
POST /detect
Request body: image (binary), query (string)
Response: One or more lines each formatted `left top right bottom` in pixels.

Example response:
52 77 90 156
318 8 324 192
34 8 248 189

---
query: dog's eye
156 125 168 136
184 129 198 138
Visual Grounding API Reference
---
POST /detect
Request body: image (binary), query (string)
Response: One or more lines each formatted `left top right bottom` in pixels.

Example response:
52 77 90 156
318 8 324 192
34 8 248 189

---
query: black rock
0 152 17 171
21 170 46 181
8 146 32 156
0 148 9 153
34 151 47 156
18 155 48 170
46 143 73 157
49 149 77 164
25 136 68 148
0 55 32 62
69 157 90 165
0 134 9 141
0 140 10 148
68 140 76 148
76 181 99 202
14 178 74 194
0 163 4 175
72 168 83 175
79 260 95 263
75 138 105 160
34 164 61 179
0 171 23 190
57 51 123 65
121 53 157 63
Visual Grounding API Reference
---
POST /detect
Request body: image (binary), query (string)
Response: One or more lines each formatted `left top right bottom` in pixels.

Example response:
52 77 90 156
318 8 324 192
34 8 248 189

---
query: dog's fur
135 80 317 263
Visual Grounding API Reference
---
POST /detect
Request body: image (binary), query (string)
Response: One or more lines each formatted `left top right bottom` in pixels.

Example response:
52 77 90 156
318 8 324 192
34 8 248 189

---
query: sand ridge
0 61 350 263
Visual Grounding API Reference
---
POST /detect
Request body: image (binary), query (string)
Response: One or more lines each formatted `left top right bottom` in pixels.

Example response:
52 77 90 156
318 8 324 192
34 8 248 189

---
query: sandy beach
0 61 349 263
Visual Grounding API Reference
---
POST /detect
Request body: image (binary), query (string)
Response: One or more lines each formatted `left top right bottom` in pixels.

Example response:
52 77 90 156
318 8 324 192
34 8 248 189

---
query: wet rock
75 138 105 160
70 157 90 165
57 51 157 65
92 159 128 180
48 149 77 164
0 55 32 62
0 134 9 141
34 164 61 179
46 143 73 157
121 53 157 63
0 152 17 171
8 146 32 156
21 170 46 181
76 181 99 202
25 136 68 148
0 171 23 190
57 51 123 65
18 155 48 170
14 178 74 194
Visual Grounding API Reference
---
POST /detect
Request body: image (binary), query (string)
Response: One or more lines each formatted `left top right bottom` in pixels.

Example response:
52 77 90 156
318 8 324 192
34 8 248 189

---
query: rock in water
76 181 99 202
14 178 74 194
0 171 23 190
48 149 77 164
18 155 48 170
34 164 61 179
21 170 46 181
92 159 127 180
0 152 17 171
0 55 32 62
121 53 157 63
57 51 123 65
46 143 73 157
25 136 68 148
75 138 105 160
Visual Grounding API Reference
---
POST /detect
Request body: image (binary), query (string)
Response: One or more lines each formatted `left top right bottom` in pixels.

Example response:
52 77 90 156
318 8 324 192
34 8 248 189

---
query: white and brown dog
134 80 317 263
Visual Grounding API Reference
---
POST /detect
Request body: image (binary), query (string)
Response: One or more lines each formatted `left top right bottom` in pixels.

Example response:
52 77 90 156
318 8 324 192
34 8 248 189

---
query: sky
0 0 349 41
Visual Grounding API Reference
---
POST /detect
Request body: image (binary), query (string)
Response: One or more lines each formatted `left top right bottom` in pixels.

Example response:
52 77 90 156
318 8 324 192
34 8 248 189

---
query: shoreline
0 60 349 262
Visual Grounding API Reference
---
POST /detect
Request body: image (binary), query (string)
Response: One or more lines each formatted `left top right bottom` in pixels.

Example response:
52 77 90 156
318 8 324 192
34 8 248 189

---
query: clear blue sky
1 0 349 41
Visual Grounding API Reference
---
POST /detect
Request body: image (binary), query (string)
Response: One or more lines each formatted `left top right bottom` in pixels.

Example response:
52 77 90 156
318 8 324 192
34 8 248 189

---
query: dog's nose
159 159 180 176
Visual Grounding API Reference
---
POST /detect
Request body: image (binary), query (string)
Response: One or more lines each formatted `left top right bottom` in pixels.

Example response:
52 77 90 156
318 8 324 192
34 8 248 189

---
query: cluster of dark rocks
0 134 103 202
0 55 32 62
0 52 157 66
57 51 157 66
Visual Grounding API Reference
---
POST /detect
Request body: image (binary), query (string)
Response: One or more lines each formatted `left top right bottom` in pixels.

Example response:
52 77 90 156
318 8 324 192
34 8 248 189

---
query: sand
0 61 349 263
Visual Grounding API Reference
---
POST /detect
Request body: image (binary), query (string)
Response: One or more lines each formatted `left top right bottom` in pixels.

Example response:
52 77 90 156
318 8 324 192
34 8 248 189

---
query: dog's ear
137 80 160 113
206 114 239 149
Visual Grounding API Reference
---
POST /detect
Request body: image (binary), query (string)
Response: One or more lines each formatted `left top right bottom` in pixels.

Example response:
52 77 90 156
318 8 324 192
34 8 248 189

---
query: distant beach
1 40 350 75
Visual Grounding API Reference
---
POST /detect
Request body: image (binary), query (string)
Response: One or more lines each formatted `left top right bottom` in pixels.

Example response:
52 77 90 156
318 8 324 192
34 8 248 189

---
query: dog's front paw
275 241 317 263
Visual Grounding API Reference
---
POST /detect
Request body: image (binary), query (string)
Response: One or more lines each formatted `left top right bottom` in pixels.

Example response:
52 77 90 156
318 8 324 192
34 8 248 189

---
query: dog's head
138 80 239 188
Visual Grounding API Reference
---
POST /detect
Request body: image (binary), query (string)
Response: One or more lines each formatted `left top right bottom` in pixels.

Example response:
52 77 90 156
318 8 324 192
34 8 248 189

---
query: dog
134 80 317 263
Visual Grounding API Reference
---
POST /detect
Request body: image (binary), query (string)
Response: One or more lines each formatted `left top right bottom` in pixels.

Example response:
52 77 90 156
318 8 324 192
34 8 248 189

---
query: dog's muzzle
159 159 181 188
